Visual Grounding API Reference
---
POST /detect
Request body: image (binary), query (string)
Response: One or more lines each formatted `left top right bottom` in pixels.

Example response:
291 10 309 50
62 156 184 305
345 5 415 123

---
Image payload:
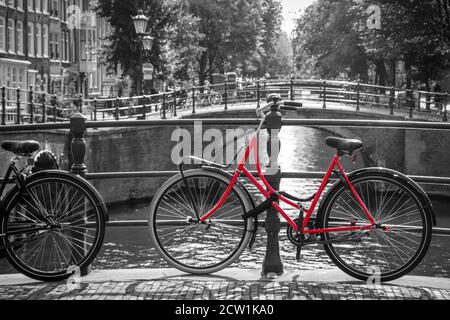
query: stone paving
1 277 449 300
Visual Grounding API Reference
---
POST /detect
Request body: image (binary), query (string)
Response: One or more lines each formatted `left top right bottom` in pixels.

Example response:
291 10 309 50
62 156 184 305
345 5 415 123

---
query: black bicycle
0 140 107 281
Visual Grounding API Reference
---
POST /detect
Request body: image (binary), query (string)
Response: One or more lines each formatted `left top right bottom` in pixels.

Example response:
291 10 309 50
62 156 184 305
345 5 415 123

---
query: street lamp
132 10 149 36
142 34 154 51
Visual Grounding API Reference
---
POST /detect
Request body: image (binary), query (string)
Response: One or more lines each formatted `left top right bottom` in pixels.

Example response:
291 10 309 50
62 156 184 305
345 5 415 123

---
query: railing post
42 92 47 123
389 87 395 116
257 81 261 109
263 96 283 276
1 86 6 125
408 89 413 119
417 91 421 110
29 86 35 124
356 81 360 111
69 113 90 276
322 81 327 109
115 98 120 120
192 83 196 115
16 88 21 124
162 92 167 119
443 93 448 122
93 98 98 121
173 91 177 117
78 94 83 113
290 77 294 101
52 95 57 122
224 79 228 111
142 96 147 119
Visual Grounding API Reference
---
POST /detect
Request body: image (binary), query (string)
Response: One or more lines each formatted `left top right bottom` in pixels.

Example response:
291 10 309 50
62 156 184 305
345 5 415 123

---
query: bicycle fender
316 167 436 227
26 170 109 222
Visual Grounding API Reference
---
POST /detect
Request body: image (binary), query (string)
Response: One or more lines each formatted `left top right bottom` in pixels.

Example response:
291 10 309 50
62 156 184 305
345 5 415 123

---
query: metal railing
4 79 447 125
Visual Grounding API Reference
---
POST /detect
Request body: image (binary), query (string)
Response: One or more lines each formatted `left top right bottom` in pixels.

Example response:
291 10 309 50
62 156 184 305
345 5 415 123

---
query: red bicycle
149 95 435 282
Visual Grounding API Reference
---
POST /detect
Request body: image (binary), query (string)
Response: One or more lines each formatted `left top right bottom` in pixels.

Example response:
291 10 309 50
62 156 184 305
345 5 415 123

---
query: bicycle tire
148 169 254 274
208 93 223 106
1 171 106 282
317 172 432 282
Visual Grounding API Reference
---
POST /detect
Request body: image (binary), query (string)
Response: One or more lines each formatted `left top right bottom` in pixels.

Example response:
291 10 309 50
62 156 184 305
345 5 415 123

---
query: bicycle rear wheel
318 172 432 282
1 172 106 282
148 169 254 274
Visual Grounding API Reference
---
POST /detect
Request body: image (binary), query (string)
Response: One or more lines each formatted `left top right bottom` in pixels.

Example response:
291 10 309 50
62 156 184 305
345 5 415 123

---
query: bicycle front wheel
148 169 254 274
318 172 432 282
1 172 106 282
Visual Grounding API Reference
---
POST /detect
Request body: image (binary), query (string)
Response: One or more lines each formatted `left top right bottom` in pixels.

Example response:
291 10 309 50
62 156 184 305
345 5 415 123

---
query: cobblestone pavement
1 278 449 300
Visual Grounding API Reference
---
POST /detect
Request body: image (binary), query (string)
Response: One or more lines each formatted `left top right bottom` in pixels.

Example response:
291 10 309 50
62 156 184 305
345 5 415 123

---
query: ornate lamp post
132 10 154 94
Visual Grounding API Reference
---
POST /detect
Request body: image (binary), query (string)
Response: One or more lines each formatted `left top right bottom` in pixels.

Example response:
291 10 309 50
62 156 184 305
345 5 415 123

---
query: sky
280 0 316 35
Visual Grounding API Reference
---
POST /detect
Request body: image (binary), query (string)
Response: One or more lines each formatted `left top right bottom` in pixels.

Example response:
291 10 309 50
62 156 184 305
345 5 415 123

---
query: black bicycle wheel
149 169 254 274
318 172 432 282
1 173 106 282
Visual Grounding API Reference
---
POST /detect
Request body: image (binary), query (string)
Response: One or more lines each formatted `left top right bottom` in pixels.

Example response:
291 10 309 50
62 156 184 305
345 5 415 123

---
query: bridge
0 79 449 301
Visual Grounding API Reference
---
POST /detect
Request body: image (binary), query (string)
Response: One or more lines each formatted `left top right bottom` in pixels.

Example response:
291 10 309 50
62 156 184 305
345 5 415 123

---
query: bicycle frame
199 133 377 235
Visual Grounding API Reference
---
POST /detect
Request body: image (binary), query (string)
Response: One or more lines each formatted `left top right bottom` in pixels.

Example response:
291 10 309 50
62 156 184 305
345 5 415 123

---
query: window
43 24 48 56
16 21 23 54
7 0 13 7
7 19 14 53
28 0 33 11
0 17 5 52
35 0 41 12
42 0 47 13
51 0 57 18
36 24 41 56
0 1 5 6
28 22 34 56
65 31 69 61
17 0 23 10
54 32 58 59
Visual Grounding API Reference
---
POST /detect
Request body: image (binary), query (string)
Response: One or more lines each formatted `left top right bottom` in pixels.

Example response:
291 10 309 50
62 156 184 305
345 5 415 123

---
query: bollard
29 86 34 124
356 82 360 111
1 86 6 125
389 87 395 116
42 92 47 123
69 113 90 276
115 98 120 120
224 79 228 111
192 84 196 115
322 81 327 109
262 96 283 276
16 88 21 124
290 77 294 101
78 94 83 113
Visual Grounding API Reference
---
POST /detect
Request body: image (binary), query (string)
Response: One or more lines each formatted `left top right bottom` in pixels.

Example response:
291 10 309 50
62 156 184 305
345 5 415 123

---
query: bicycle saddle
1 140 40 155
325 137 363 154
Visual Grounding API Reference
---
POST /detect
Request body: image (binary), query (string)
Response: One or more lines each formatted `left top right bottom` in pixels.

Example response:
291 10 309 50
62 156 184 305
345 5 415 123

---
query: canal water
0 126 449 277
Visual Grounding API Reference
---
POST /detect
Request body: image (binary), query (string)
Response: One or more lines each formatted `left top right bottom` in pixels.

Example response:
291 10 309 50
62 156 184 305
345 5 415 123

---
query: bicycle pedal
296 245 302 262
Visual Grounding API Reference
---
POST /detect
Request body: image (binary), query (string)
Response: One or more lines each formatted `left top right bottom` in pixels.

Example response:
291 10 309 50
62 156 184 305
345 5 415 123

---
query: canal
0 126 448 278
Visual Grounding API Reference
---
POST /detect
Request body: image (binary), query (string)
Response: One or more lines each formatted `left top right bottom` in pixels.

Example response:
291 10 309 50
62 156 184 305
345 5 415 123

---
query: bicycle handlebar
256 100 303 117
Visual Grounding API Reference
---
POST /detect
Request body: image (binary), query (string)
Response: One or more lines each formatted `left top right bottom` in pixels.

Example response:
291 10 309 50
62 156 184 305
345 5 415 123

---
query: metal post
16 88 21 124
356 81 360 111
257 81 261 109
408 89 413 119
224 79 228 111
173 91 177 117
290 77 294 101
115 98 120 121
1 86 6 125
78 94 83 113
162 92 167 119
192 83 196 115
443 93 448 122
42 92 47 123
53 95 57 122
389 87 395 116
142 96 147 119
69 113 90 276
322 81 327 109
417 91 421 110
93 98 98 121
29 86 34 124
262 96 283 276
